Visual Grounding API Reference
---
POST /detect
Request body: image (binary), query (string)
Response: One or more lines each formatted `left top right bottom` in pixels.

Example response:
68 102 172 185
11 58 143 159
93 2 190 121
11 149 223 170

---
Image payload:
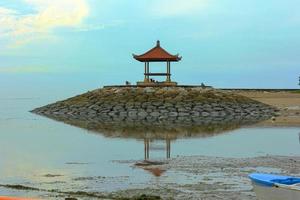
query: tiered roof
133 41 182 62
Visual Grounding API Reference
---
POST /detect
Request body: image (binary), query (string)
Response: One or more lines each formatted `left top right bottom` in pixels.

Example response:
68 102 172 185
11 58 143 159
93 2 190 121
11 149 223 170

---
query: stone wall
32 87 278 125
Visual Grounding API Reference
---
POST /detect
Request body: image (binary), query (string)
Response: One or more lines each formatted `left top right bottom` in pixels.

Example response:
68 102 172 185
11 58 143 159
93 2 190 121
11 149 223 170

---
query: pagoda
133 40 182 86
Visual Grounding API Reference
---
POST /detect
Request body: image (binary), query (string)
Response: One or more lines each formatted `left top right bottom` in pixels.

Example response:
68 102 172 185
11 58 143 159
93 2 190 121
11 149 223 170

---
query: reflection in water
144 138 171 160
141 138 170 177
39 113 270 139
36 113 270 163
34 113 271 177
143 167 166 177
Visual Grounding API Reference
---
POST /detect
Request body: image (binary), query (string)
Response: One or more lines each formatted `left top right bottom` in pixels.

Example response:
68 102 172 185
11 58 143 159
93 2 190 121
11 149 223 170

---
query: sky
0 0 300 92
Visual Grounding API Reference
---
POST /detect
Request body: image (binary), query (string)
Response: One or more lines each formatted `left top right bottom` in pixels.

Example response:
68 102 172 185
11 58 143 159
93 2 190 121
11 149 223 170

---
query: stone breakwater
32 87 278 125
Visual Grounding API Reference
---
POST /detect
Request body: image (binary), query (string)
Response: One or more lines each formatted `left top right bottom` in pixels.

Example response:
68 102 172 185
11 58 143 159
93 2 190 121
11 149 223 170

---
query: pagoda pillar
166 138 171 159
147 62 150 82
144 62 150 82
144 62 147 82
166 61 171 82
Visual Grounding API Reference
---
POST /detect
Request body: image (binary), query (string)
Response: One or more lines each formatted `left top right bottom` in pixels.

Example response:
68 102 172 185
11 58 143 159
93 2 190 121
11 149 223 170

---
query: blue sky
0 0 299 90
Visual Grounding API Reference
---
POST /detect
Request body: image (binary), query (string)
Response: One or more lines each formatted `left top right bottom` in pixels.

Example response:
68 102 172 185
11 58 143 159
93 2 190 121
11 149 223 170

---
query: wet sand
2 155 300 200
237 91 300 126
114 155 300 200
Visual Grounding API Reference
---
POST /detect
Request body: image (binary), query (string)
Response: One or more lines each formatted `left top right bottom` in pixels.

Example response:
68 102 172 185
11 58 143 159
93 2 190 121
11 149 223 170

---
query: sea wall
32 87 278 124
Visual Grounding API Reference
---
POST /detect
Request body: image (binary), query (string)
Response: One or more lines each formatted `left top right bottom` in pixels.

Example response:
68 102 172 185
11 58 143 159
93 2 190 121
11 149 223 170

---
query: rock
146 109 153 113
152 102 163 106
159 110 168 113
138 111 148 117
143 87 155 93
177 108 188 112
142 102 152 108
178 112 190 117
211 112 219 117
201 112 210 117
191 111 200 116
150 112 160 117
128 111 138 117
100 108 111 113
219 111 227 117
113 105 123 111
134 102 142 106
214 107 223 111
108 111 118 116
119 111 128 116
164 102 173 107
168 112 178 117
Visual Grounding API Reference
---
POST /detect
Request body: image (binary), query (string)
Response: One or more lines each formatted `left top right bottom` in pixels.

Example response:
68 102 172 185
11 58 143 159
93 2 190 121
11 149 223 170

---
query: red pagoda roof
133 41 182 62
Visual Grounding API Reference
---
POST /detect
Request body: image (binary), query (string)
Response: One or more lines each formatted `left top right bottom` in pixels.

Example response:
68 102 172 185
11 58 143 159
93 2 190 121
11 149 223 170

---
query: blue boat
249 173 300 200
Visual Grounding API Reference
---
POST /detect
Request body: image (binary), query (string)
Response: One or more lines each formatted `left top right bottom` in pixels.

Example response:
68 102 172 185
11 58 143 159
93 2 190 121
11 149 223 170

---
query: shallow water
0 96 299 198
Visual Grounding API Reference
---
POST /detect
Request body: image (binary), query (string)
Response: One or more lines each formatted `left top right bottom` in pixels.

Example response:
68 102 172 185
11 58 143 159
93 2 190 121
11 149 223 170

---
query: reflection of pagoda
139 136 171 177
144 137 171 160
41 113 270 176
143 167 166 177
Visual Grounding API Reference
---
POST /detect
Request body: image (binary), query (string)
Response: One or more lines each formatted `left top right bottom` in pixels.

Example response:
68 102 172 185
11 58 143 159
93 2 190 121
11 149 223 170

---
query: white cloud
0 8 19 38
150 0 209 17
0 0 89 46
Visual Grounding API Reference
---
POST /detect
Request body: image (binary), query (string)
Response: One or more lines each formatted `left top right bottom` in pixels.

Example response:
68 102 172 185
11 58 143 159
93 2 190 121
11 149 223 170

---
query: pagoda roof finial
156 40 160 47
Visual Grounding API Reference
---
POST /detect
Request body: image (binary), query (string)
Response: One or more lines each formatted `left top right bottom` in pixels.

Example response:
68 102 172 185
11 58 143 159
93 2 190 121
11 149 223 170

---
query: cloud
149 0 209 17
0 0 89 46
0 7 19 38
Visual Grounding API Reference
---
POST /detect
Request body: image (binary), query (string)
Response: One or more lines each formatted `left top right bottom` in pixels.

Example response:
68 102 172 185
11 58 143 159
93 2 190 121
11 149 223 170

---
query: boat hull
252 182 300 200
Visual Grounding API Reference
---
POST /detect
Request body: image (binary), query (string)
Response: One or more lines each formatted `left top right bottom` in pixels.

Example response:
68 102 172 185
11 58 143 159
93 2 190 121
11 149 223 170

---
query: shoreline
238 91 300 126
113 155 300 200
1 155 300 200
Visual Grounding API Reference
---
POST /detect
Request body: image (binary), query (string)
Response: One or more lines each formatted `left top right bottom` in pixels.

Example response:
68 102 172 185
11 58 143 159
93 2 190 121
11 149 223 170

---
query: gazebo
133 40 182 86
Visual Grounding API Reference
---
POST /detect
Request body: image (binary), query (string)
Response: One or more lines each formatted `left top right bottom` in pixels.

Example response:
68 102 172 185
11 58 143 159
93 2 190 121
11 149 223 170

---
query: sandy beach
238 91 300 126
